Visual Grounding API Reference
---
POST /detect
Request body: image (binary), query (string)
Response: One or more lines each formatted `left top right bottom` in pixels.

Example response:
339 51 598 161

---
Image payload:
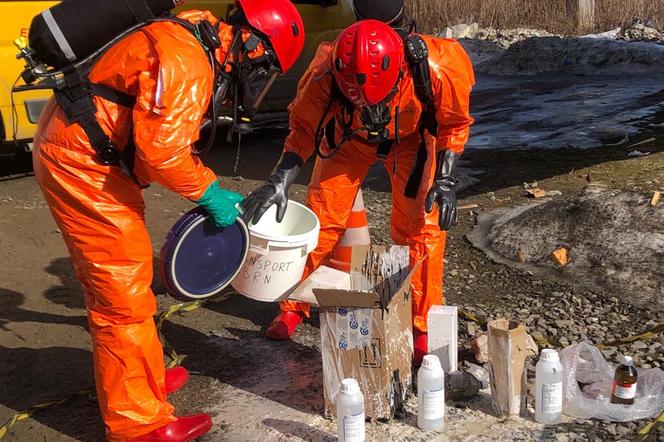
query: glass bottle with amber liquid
610 355 638 405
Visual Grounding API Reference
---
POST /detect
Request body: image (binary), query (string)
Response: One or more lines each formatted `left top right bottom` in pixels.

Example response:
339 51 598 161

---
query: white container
535 348 563 424
336 378 365 442
232 201 319 302
418 354 445 431
427 305 458 373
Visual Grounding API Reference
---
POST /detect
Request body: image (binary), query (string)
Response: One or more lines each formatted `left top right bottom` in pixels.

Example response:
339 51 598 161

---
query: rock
470 334 489 363
555 320 574 328
601 348 616 359
616 425 633 438
559 337 570 347
619 19 664 42
451 24 472 39
446 371 481 400
440 27 454 39
632 341 648 350
465 362 490 389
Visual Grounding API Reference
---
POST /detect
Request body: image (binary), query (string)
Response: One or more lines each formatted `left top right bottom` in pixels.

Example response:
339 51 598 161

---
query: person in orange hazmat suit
31 1 304 440
241 19 474 366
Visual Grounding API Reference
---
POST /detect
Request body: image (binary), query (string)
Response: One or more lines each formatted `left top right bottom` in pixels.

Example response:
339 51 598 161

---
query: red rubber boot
165 367 189 395
130 414 213 442
265 311 304 340
413 330 428 367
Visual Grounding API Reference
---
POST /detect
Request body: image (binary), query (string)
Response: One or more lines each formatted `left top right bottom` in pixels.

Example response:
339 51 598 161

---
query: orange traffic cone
328 189 371 272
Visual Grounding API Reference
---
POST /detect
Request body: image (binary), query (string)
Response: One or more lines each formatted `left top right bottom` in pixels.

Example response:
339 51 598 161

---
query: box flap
313 289 380 308
287 265 350 305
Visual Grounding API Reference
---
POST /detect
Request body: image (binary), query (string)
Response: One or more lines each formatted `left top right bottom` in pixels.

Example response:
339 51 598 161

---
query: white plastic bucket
231 201 320 302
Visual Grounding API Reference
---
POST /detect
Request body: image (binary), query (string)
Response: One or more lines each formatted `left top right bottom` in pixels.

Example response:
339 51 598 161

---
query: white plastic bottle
535 348 563 424
418 354 445 431
337 378 365 442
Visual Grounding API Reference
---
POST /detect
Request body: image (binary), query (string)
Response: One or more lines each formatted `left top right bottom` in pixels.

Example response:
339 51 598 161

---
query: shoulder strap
400 33 438 199
402 33 437 136
55 70 139 183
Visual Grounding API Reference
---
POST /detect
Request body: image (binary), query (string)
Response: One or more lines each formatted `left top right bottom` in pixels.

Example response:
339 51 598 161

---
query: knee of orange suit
391 220 447 333
279 300 311 316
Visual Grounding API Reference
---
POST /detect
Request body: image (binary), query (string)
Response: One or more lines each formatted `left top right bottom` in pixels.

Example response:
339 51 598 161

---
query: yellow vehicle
0 0 354 157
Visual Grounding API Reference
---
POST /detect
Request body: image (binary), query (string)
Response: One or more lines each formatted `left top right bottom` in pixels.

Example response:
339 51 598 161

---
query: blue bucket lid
159 207 249 300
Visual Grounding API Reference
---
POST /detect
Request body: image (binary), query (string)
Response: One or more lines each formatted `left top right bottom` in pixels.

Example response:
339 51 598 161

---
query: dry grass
405 0 664 34
595 0 663 31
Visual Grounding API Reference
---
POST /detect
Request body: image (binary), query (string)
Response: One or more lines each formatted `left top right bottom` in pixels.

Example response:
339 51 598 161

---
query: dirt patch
468 187 663 311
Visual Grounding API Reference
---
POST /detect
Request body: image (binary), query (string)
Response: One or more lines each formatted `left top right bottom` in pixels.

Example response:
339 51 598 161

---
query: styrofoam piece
427 305 458 373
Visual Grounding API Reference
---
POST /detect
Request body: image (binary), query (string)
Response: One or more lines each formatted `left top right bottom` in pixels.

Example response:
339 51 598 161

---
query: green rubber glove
196 181 244 228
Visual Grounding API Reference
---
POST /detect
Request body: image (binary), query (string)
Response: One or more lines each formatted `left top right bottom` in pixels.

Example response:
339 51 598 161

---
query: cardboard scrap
526 188 547 198
651 191 661 207
551 247 569 266
516 249 527 263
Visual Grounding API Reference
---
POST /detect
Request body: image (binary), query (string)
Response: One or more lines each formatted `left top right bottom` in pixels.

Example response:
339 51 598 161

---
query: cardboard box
427 305 458 373
314 245 416 420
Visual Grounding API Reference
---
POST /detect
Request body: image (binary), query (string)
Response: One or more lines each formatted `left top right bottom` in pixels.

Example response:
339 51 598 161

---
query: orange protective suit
279 36 475 332
33 11 229 441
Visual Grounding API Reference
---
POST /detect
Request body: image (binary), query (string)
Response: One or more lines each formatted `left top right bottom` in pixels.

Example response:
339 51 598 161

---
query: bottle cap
540 349 560 362
340 378 360 395
421 354 442 370
622 355 634 366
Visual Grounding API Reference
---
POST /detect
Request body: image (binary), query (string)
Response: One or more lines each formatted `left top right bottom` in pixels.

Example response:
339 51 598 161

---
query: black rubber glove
241 152 303 224
424 150 459 231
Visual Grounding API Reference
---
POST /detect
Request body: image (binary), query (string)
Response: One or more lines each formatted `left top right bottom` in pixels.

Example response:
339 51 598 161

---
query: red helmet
332 20 404 106
236 0 305 73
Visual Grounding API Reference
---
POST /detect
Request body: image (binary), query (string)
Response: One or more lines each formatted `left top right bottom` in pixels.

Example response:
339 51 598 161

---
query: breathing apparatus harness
313 25 437 199
14 5 274 184
221 6 283 170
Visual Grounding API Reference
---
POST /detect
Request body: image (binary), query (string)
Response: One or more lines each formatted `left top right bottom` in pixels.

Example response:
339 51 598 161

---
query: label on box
342 412 365 441
360 338 382 368
539 382 563 414
336 307 372 349
421 388 445 420
612 381 637 399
